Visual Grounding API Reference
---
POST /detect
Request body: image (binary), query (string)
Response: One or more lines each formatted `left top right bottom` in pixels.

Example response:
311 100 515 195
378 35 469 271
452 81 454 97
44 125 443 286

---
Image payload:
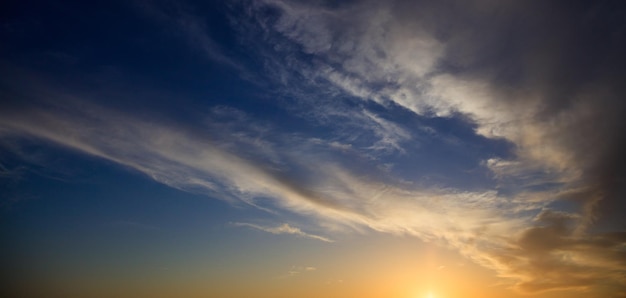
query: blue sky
2 0 626 297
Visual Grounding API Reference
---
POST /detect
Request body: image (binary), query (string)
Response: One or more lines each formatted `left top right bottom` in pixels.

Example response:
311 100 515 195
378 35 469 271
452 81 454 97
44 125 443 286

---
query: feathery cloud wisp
233 222 333 243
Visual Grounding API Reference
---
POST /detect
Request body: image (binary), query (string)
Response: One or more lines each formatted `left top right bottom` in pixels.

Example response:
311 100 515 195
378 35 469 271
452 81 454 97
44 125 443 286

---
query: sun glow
426 291 435 298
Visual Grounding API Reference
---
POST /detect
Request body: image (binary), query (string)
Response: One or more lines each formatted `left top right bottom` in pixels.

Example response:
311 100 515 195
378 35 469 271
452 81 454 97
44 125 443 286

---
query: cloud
361 110 411 153
240 0 624 189
233 222 333 243
1 78 624 294
501 210 626 293
230 0 626 293
275 265 318 279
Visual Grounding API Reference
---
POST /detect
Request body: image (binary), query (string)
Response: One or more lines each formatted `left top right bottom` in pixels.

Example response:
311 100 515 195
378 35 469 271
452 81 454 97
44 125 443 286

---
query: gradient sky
1 0 626 297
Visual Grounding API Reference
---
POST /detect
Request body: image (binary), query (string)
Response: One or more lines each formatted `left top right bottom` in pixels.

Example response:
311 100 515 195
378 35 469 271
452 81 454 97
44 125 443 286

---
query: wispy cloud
228 0 626 293
1 89 623 293
361 110 411 153
233 222 333 243
275 265 318 279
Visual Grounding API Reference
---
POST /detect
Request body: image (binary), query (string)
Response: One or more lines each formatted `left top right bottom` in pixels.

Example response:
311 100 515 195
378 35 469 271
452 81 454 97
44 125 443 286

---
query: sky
1 0 625 297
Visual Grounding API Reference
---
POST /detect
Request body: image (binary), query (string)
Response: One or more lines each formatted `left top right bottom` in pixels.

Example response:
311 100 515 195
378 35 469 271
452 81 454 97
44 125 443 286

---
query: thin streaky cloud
1 97 623 293
232 222 333 243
